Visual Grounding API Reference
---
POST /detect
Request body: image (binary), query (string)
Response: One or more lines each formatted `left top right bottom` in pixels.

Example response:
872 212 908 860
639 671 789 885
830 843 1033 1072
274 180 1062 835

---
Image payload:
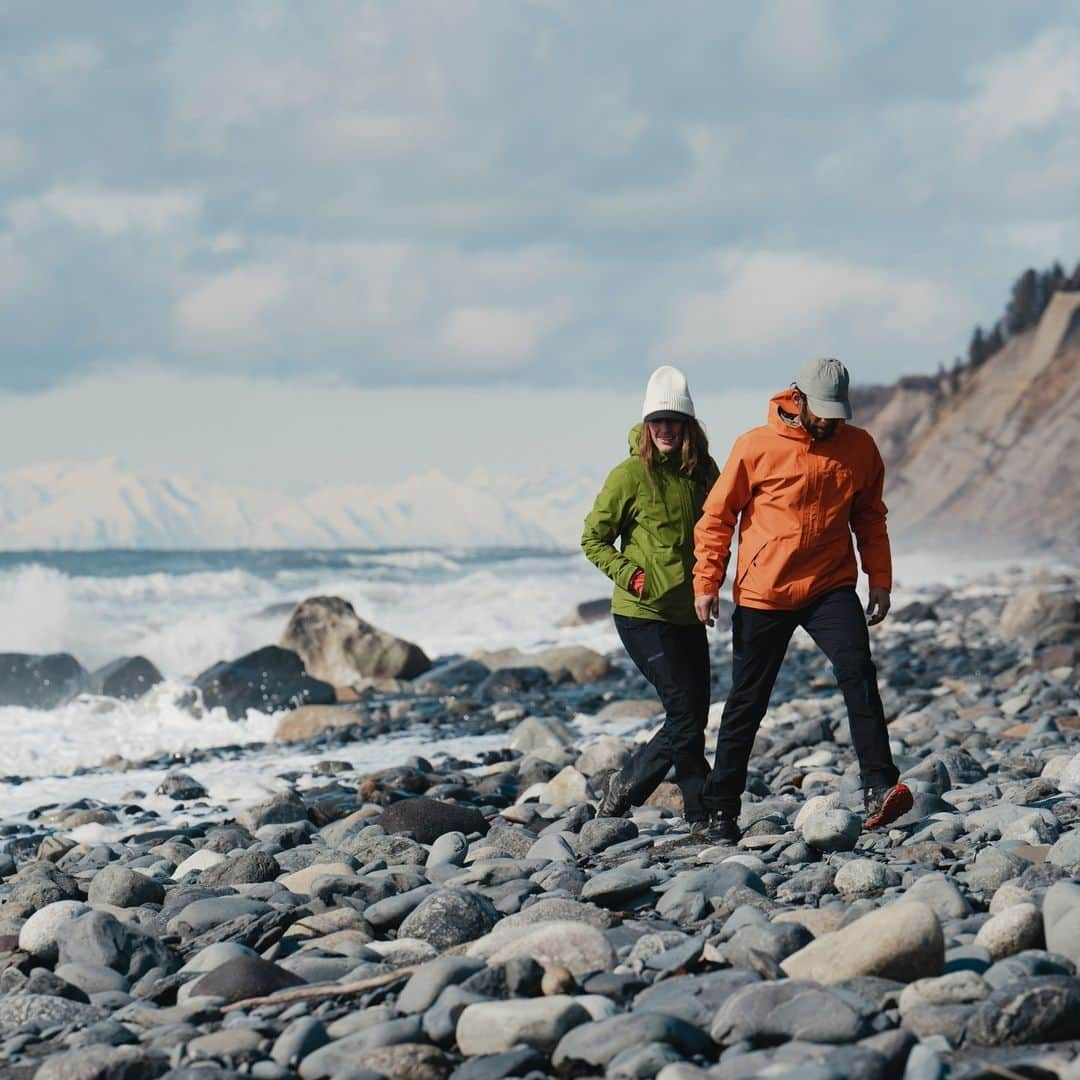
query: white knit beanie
642 365 695 421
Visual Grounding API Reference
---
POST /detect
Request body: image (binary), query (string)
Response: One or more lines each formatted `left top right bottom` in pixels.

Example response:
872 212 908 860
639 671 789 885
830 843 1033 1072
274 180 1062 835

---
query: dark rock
199 850 281 886
575 816 639 855
966 976 1080 1045
711 980 873 1045
27 1044 167 1080
892 602 939 623
479 667 551 699
154 772 209 801
398 957 487 1014
189 954 305 1005
87 865 166 908
57 911 176 981
397 888 500 950
378 798 489 844
0 652 88 709
460 957 544 999
194 645 335 720
412 659 491 695
448 1046 547 1080
24 967 91 1002
552 1012 710 1070
633 970 763 1028
90 656 164 700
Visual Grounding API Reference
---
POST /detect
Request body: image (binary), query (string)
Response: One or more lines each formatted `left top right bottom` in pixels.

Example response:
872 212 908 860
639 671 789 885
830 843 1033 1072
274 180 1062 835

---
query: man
693 357 913 844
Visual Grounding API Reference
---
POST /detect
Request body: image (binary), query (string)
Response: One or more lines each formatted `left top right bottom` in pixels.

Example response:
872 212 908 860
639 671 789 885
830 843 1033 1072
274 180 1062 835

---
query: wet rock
781 901 944 984
195 645 335 720
280 595 431 683
155 771 208 801
275 704 363 742
90 656 164 700
0 652 89 708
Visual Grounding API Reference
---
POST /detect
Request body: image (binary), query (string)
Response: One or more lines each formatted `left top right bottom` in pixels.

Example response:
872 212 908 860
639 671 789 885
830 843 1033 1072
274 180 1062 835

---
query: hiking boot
702 812 741 845
864 782 914 829
597 769 633 818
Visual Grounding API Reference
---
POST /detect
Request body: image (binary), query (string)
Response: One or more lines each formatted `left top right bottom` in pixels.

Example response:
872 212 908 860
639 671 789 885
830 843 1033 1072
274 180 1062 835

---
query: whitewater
0 546 1067 825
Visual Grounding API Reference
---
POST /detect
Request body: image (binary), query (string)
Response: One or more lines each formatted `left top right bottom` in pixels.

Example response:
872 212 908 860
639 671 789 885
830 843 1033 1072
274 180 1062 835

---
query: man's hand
695 594 720 626
629 569 646 597
866 587 891 626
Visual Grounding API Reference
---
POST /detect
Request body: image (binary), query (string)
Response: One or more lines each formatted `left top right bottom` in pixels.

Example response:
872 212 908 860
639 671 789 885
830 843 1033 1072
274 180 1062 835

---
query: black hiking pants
613 615 710 822
702 587 899 818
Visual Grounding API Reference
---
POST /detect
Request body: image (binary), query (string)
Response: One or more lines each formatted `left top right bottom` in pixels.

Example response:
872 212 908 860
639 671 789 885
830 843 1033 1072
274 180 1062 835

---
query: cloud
9 186 203 237
961 29 1080 153
27 39 102 83
0 135 28 175
749 0 842 80
175 266 290 351
659 250 974 377
440 304 570 368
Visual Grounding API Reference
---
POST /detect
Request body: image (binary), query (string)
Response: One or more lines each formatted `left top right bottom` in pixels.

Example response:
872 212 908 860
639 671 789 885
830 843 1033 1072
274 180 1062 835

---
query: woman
581 365 720 834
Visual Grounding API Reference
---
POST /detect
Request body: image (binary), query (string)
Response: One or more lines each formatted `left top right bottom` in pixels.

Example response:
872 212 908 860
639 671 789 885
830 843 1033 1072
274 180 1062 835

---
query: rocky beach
0 563 1077 1080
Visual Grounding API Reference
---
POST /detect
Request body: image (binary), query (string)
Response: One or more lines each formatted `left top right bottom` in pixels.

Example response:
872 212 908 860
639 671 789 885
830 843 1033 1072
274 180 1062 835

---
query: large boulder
0 652 88 708
89 656 163 700
280 596 431 683
195 645 335 720
780 902 944 984
998 588 1078 646
474 645 612 685
378 797 489 844
558 599 611 627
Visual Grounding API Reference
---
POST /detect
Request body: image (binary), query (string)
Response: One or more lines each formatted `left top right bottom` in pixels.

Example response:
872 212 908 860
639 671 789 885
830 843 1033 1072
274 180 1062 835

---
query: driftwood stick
222 964 419 1012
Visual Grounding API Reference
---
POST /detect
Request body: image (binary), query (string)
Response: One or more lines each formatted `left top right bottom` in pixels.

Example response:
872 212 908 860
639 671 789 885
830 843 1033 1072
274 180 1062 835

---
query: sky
1 1 1079 487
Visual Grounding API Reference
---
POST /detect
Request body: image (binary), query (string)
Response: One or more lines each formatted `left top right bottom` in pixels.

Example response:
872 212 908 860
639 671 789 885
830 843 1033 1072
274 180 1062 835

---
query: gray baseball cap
795 357 852 419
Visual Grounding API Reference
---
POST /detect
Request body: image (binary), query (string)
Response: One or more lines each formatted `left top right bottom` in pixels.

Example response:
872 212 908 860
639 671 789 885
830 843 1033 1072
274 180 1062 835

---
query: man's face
797 394 838 440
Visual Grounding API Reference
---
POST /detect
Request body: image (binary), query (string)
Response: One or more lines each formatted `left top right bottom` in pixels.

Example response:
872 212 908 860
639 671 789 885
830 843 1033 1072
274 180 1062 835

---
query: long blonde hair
639 418 713 486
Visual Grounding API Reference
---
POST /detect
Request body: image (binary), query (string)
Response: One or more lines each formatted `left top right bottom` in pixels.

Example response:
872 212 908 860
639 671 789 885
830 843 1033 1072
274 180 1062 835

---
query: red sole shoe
865 783 914 829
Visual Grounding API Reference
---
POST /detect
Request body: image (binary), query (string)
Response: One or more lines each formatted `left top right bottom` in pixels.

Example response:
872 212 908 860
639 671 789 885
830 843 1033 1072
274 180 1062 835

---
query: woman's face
647 418 684 455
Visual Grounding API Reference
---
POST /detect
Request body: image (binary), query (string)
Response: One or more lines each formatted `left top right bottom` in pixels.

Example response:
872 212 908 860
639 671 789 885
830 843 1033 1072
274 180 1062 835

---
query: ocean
0 546 1063 831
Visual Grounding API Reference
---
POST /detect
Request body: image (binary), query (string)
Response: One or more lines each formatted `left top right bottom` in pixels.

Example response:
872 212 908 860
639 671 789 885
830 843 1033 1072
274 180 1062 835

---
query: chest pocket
816 464 857 529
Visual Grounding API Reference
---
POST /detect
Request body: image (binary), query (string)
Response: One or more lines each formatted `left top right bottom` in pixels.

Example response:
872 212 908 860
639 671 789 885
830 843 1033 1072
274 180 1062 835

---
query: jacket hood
767 388 846 440
628 423 643 454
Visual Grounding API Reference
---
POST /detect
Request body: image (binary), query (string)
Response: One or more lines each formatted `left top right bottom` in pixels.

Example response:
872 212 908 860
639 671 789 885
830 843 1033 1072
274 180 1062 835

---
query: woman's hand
629 569 646 597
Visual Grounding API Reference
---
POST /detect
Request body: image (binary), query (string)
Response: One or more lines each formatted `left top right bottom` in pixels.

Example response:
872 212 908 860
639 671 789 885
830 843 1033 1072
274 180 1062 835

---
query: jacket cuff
614 562 640 592
693 576 720 597
868 573 892 591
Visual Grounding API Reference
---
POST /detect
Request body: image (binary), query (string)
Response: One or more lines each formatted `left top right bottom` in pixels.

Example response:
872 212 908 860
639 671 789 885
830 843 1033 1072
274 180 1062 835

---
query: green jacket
581 425 719 625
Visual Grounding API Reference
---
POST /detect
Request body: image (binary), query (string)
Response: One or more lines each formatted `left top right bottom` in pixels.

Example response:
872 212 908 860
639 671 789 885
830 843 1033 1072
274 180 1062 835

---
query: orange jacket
693 389 891 610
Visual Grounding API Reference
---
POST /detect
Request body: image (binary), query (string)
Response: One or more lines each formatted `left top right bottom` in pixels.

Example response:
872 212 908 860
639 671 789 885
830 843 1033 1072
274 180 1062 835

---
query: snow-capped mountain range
0 459 601 550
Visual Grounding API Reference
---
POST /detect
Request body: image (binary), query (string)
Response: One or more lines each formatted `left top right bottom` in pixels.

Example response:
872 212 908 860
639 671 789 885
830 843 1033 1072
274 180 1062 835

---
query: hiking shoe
864 783 914 829
702 813 741 845
597 770 633 818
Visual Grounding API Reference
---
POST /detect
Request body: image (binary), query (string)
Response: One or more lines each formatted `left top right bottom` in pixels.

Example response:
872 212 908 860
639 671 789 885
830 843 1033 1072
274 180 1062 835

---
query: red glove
629 569 645 597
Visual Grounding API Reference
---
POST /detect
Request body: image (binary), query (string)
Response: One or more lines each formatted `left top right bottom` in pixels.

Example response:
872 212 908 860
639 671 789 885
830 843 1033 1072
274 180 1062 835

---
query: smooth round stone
188 955 304 1005
397 888 500 950
172 850 226 879
54 962 129 996
528 833 577 862
468 920 615 977
973 903 1044 960
834 859 895 898
898 971 990 1016
1043 881 1080 966
398 957 486 1014
800 809 861 853
989 884 1034 915
576 737 631 776
18 900 90 962
426 831 469 868
580 866 656 907
165 896 271 936
905 873 971 920
87 866 164 908
179 941 260 975
271 1016 329 1068
456 995 591 1055
576 817 639 856
188 1028 265 1059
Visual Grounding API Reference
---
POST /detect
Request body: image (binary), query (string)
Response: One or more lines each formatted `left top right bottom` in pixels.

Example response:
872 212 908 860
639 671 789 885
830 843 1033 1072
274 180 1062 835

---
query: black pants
613 615 710 822
703 587 899 818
